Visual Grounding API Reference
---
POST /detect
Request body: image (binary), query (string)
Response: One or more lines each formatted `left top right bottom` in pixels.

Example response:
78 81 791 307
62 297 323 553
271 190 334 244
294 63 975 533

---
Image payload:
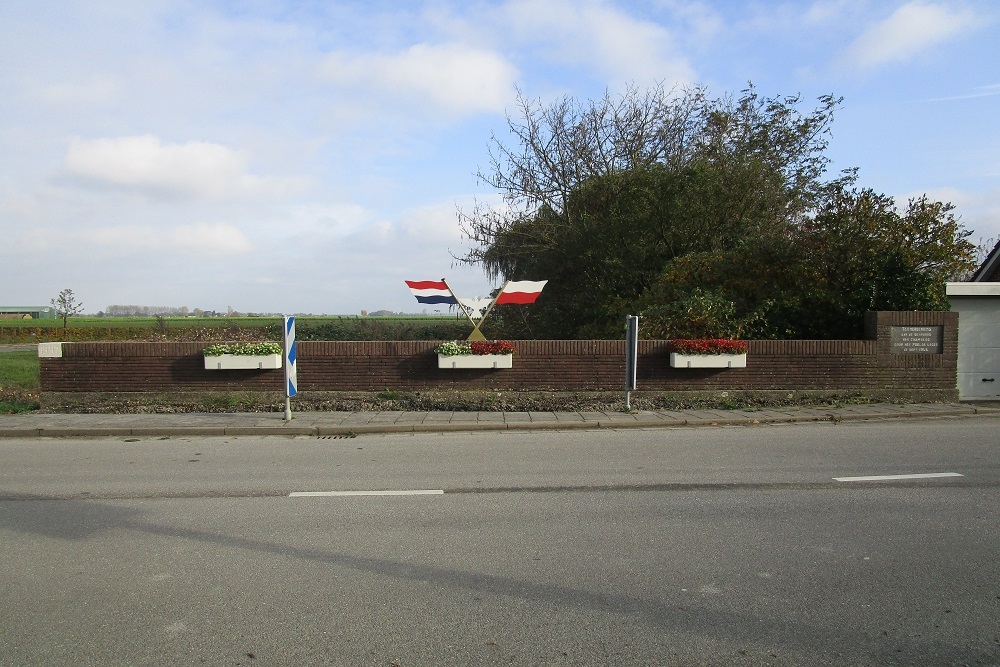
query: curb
0 406 994 438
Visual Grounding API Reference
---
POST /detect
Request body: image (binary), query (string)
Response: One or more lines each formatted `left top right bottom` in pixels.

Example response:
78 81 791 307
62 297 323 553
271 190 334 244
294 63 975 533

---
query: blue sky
1 0 997 315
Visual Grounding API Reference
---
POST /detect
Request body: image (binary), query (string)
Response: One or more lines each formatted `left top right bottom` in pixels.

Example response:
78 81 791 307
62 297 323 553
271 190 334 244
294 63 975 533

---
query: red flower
470 340 517 355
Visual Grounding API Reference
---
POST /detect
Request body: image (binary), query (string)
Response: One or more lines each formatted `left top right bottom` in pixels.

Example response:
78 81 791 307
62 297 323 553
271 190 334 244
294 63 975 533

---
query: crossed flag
405 279 547 340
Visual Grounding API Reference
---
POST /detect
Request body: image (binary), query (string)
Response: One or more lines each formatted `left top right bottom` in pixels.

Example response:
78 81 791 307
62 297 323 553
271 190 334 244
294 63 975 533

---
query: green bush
295 319 471 341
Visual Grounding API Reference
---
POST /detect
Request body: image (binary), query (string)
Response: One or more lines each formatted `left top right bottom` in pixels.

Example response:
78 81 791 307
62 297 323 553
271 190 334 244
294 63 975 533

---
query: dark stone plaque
890 326 942 354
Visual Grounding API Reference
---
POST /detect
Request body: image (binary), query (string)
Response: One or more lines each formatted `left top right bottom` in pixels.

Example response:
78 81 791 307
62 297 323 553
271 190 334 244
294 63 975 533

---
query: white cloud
841 2 978 69
803 0 855 25
645 0 723 42
322 43 518 116
398 200 467 246
278 202 375 241
82 222 254 256
170 222 254 254
283 198 473 258
63 135 303 200
500 0 695 85
583 5 694 82
9 219 254 262
0 186 40 222
923 83 1000 102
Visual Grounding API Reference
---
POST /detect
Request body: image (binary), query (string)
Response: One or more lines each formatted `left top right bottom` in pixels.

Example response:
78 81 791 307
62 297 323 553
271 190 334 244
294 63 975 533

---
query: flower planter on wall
438 354 513 369
670 352 747 369
204 354 282 370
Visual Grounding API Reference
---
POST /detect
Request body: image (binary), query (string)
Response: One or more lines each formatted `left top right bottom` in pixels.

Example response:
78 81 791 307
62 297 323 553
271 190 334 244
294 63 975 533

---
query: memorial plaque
889 326 942 354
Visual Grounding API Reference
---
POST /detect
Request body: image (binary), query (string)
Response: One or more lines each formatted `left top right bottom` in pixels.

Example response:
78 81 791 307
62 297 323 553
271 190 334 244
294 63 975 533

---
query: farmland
0 315 473 343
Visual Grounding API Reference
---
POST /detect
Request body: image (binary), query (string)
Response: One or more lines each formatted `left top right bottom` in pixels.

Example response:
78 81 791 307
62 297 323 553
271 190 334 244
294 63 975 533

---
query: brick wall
39 311 958 394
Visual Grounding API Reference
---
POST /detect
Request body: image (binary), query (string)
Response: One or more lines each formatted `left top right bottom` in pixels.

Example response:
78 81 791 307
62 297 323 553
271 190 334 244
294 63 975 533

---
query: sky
1 0 998 316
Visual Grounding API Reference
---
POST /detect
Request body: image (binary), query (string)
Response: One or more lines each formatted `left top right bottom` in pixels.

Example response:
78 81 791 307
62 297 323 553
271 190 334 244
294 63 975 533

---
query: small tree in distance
51 288 84 329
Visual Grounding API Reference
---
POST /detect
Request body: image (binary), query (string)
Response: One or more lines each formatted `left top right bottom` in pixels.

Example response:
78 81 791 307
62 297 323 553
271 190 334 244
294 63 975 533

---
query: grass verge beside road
0 351 40 413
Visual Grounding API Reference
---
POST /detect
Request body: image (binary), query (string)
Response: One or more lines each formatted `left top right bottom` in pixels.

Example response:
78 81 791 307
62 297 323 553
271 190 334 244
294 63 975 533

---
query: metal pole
625 315 639 411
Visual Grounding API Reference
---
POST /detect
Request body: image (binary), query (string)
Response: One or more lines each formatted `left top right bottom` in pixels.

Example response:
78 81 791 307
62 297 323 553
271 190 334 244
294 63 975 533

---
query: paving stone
0 403 986 438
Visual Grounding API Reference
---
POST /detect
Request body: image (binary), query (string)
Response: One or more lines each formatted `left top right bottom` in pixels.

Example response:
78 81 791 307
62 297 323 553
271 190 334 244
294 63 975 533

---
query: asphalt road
1 419 999 666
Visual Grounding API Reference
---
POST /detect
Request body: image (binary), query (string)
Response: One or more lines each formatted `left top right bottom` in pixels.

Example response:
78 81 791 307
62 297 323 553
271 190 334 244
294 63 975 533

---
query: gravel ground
33 388 949 414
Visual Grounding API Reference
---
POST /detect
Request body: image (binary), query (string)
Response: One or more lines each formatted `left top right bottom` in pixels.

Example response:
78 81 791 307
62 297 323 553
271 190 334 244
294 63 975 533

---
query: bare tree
457 83 842 281
51 288 84 329
458 84 708 274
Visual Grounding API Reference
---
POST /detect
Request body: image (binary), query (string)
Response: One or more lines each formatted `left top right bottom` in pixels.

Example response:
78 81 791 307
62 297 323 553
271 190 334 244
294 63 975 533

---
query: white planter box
438 354 513 369
670 352 747 369
204 354 282 370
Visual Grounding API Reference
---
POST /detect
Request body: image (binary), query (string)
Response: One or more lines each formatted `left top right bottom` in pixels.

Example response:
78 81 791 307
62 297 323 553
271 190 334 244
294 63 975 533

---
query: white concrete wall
947 283 1000 400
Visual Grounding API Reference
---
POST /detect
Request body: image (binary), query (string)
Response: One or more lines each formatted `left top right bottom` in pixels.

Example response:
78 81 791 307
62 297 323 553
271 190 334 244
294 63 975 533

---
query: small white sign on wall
38 342 63 358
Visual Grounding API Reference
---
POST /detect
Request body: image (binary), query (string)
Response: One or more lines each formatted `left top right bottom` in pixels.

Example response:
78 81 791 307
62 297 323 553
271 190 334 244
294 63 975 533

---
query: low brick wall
38 311 958 395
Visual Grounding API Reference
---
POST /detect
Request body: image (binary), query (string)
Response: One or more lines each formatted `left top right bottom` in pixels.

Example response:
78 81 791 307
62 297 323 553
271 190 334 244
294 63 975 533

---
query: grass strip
0 351 39 390
0 350 41 413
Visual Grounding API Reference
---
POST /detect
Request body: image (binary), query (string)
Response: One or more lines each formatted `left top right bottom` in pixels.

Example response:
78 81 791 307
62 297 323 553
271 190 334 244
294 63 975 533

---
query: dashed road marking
289 489 445 497
833 472 963 482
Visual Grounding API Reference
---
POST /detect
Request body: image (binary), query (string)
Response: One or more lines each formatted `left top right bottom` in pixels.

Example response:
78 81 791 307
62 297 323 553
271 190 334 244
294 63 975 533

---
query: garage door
955 299 1000 399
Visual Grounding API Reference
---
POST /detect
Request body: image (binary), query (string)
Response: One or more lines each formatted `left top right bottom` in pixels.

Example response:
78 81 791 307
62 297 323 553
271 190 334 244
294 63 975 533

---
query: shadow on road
1 491 996 665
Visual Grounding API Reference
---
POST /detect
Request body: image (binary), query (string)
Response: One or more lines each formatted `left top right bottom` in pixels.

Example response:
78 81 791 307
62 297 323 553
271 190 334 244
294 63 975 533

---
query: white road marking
833 472 963 482
289 489 445 497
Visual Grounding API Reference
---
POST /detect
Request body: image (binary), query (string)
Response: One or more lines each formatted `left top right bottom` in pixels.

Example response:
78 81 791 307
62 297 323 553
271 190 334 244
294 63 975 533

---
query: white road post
283 315 297 421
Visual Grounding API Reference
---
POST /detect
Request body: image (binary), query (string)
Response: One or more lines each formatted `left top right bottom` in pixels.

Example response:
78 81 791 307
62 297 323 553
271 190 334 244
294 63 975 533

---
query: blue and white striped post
283 315 297 421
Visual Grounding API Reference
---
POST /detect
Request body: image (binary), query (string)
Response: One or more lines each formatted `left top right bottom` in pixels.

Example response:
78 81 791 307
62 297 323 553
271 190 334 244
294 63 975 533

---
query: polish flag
405 280 457 305
494 280 547 305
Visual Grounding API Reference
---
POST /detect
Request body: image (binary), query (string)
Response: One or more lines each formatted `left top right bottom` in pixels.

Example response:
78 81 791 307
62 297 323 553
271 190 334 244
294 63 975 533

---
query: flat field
0 315 455 328
0 316 471 343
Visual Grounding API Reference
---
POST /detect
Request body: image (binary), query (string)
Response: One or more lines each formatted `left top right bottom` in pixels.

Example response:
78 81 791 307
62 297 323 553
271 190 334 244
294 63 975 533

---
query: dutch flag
405 280 458 305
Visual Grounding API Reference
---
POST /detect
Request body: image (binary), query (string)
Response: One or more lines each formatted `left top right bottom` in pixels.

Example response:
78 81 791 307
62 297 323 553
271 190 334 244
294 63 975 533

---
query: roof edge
971 239 1000 281
947 282 1000 296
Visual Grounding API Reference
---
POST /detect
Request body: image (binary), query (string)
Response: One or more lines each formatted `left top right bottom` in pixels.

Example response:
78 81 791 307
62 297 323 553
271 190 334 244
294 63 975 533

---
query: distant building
971 239 1000 282
0 306 57 319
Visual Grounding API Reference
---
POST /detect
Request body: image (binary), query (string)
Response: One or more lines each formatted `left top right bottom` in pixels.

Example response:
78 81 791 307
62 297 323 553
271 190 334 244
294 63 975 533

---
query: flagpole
441 278 477 328
475 280 509 333
442 278 487 341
